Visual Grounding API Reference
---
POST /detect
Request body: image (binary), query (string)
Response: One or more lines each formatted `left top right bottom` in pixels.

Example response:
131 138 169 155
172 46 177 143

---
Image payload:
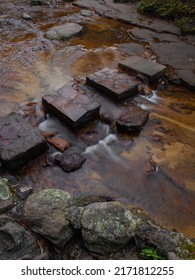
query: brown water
0 0 195 238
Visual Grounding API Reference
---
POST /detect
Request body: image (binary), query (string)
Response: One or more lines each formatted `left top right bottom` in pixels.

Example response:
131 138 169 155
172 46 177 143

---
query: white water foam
83 134 120 162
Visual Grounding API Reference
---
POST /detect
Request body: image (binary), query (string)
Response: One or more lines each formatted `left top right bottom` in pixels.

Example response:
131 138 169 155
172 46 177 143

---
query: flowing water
0 0 195 238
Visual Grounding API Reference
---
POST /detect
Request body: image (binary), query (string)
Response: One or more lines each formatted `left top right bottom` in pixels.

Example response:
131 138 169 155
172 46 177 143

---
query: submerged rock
0 215 48 259
81 202 140 254
116 104 149 132
22 189 74 247
0 178 14 214
55 153 86 172
47 137 70 152
45 23 83 40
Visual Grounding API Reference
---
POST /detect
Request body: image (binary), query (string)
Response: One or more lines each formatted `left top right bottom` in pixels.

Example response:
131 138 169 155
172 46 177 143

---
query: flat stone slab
86 68 139 101
42 86 101 129
45 23 83 40
118 56 166 82
0 113 46 170
116 104 149 132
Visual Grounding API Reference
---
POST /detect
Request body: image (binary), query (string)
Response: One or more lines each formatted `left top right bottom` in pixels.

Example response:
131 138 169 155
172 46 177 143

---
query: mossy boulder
22 189 74 247
80 202 140 254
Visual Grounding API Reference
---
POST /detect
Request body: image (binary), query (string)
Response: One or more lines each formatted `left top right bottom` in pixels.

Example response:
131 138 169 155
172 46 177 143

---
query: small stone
116 104 149 132
14 184 33 200
55 153 86 172
45 23 83 40
118 56 166 83
66 206 84 229
145 159 158 176
47 137 70 152
22 13 32 20
81 9 93 17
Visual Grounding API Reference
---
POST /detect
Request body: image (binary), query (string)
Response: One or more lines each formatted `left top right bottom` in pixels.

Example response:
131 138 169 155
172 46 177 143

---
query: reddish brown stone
42 86 101 130
116 104 149 132
86 68 139 101
47 137 70 152
55 153 86 172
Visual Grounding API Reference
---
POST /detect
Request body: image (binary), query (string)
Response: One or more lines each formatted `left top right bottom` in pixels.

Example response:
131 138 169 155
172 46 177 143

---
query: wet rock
66 206 84 229
55 153 86 172
0 113 47 170
13 184 33 200
0 178 14 214
86 68 139 101
151 42 195 89
42 86 100 130
116 43 145 56
129 27 179 43
45 23 83 40
81 9 93 17
81 201 140 254
0 215 48 260
47 137 70 152
22 189 74 247
116 104 149 132
119 56 166 83
22 13 32 20
134 220 193 259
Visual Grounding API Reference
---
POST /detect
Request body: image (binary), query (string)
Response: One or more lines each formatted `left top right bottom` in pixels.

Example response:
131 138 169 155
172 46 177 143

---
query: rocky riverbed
0 0 195 259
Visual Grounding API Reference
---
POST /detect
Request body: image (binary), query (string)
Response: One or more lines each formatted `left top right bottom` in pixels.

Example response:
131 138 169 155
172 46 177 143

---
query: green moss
140 247 164 260
137 0 195 34
179 239 195 260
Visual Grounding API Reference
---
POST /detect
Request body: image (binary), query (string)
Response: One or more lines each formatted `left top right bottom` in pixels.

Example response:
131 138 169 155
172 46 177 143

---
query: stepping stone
116 104 149 132
86 68 139 101
0 113 46 170
42 86 101 130
118 56 166 82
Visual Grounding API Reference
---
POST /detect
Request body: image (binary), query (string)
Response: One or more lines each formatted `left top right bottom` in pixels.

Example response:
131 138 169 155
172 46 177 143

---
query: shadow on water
0 0 195 238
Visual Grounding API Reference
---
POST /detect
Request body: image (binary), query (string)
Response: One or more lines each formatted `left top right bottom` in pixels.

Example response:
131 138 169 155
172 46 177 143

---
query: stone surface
42 86 101 129
0 215 48 260
0 113 46 169
118 56 166 82
45 23 83 40
116 43 145 56
116 104 149 132
75 0 180 35
22 189 74 247
47 137 70 152
151 42 195 89
86 68 139 101
129 27 179 43
55 153 86 172
81 201 140 254
134 220 189 258
81 9 93 17
14 184 33 200
0 178 14 213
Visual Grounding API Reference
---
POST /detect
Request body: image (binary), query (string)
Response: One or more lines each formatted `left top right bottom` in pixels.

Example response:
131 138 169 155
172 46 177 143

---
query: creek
0 0 195 238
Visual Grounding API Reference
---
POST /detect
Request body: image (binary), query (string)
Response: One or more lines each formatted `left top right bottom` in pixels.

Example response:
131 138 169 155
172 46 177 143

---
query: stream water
0 0 195 238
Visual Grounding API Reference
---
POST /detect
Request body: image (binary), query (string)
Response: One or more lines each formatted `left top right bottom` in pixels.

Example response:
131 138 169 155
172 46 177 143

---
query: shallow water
0 0 195 238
